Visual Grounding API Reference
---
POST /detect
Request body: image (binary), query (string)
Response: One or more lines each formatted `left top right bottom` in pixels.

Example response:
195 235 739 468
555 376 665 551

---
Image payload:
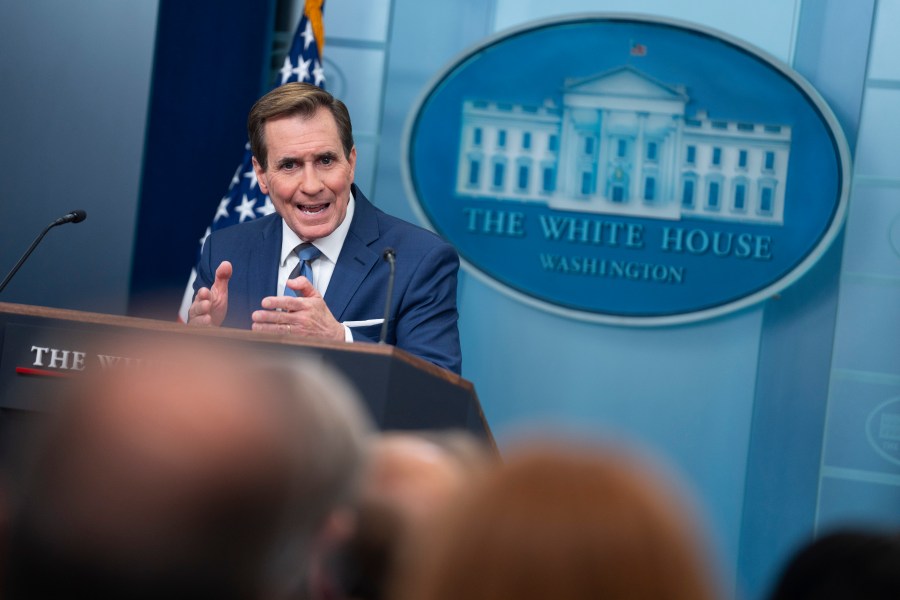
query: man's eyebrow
275 156 301 167
275 151 338 167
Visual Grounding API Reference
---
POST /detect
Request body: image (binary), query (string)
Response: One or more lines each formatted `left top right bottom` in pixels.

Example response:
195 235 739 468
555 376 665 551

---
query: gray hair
259 358 373 596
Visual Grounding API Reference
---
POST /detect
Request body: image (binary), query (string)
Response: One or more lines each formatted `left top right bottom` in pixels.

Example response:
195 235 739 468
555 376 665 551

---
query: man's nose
299 164 324 194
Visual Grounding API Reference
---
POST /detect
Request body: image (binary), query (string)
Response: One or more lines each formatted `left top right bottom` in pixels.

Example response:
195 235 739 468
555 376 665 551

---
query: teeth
299 204 327 215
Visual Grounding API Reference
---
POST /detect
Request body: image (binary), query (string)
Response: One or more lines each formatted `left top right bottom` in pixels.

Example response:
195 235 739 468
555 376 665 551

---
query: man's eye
320 156 333 166
282 161 296 170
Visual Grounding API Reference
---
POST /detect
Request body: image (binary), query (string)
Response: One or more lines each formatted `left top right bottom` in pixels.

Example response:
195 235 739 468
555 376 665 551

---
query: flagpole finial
305 0 325 58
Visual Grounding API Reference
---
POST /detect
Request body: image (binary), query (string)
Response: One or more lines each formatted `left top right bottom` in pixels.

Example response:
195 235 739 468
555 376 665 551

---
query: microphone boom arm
0 210 88 294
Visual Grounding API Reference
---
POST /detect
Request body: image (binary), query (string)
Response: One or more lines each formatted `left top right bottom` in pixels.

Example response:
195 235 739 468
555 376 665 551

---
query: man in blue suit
187 83 461 374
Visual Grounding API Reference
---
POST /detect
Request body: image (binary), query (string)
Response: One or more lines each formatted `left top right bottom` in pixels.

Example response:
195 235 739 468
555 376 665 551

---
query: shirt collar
280 191 355 266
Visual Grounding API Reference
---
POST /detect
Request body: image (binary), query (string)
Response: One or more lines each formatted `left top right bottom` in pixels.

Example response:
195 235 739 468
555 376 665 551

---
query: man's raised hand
188 261 232 327
251 275 345 341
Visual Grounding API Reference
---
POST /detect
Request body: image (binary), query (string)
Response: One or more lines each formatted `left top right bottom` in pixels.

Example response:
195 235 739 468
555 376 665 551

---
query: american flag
178 0 326 322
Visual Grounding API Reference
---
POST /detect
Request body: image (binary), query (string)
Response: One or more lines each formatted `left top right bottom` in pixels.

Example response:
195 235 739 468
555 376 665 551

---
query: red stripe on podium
15 367 73 378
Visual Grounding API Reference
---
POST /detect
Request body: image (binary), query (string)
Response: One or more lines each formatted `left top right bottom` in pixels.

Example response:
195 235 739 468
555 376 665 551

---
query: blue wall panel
0 1 158 314
738 2 875 597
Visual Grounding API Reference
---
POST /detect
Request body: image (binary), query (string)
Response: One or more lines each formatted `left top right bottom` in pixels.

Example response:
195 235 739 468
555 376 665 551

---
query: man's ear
252 157 269 195
347 146 357 181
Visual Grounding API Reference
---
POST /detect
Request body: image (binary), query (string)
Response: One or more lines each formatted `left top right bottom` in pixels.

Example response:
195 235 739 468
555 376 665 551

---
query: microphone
0 209 88 294
54 209 87 225
378 248 396 344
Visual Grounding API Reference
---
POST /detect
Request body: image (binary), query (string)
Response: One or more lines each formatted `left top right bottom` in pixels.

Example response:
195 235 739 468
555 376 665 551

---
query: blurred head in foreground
364 431 493 533
3 338 371 600
396 443 719 600
768 528 900 600
338 431 493 600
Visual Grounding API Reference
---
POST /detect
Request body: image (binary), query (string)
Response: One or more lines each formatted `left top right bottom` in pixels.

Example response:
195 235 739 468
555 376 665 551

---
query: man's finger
212 261 233 296
259 295 306 313
188 288 211 318
252 300 306 322
251 322 292 334
187 288 212 326
192 298 211 315
190 313 214 327
286 276 319 298
252 307 293 323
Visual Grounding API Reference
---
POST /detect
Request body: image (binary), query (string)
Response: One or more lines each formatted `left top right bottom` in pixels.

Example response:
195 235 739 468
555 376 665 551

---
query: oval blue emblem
403 15 850 325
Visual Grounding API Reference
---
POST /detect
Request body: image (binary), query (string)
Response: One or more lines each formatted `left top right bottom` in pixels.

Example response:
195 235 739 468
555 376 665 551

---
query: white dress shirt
277 192 356 342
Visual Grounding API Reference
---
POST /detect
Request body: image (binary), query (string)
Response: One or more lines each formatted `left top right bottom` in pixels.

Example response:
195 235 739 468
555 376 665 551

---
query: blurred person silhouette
767 528 900 600
1 338 371 600
335 431 493 600
394 442 720 600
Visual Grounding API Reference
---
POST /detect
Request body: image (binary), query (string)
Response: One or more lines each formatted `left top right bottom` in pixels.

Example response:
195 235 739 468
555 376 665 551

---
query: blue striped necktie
284 243 321 296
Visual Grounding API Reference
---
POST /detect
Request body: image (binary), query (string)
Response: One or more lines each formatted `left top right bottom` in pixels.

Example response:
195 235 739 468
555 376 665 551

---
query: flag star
293 57 311 83
301 20 315 50
312 60 325 87
256 196 276 216
236 195 257 222
213 196 230 222
279 55 294 84
199 227 212 247
243 168 259 189
229 164 242 188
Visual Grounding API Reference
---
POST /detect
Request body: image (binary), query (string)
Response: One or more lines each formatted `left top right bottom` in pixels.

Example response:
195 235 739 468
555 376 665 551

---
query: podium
0 302 492 443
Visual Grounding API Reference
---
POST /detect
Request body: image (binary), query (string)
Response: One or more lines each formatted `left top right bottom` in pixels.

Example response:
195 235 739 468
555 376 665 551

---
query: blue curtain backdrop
129 0 277 318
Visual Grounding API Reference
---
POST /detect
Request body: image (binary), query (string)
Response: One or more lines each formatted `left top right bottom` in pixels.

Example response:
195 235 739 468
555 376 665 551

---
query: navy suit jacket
193 185 462 374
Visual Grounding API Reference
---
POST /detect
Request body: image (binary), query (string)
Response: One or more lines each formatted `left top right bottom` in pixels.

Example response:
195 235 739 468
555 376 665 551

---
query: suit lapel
324 187 380 321
251 215 282 301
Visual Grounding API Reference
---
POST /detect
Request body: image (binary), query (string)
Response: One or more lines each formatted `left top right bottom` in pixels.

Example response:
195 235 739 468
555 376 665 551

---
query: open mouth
298 202 329 215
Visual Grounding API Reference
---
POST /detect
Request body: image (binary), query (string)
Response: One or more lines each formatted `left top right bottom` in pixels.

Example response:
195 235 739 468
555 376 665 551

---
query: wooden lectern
0 302 492 443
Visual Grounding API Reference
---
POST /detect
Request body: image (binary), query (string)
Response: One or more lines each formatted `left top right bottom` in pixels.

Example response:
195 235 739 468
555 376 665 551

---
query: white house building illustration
455 66 791 225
